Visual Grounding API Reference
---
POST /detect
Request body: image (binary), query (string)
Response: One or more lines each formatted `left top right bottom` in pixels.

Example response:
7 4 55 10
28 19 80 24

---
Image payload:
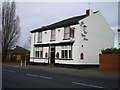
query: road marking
26 74 39 77
72 82 108 89
26 74 52 80
3 69 16 73
39 75 52 79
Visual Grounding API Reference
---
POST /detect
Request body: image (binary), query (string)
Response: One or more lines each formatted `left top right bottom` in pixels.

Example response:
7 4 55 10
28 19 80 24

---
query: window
64 27 74 39
35 47 43 58
64 27 70 39
70 28 74 38
51 29 55 41
35 51 39 58
61 50 64 58
69 50 72 58
38 32 42 42
61 46 72 59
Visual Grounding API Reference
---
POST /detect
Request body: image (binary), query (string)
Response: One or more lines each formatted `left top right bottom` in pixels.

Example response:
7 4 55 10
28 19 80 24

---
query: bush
101 48 120 54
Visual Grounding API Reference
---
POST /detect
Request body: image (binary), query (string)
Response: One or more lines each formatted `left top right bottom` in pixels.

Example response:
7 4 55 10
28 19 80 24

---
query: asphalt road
2 65 119 89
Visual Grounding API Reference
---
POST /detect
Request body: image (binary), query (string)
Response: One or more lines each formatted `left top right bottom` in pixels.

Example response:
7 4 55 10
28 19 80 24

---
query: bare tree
2 1 20 61
23 35 31 50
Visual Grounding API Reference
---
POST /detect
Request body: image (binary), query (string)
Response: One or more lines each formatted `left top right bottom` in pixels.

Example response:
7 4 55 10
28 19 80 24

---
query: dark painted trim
63 38 70 40
50 40 55 42
34 41 74 47
59 58 73 60
37 41 42 43
30 57 48 59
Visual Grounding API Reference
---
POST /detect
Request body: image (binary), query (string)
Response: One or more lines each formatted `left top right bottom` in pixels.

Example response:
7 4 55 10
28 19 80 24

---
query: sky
14 1 119 49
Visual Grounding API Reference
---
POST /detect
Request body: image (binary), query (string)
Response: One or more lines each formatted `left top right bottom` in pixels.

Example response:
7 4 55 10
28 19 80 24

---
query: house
6 45 30 63
0 31 1 61
30 9 114 66
118 29 120 48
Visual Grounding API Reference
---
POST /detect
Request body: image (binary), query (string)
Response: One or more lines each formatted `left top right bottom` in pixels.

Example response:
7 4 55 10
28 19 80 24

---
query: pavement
2 62 119 80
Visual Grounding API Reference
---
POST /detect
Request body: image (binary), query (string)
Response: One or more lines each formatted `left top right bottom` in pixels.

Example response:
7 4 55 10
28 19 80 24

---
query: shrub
101 48 120 54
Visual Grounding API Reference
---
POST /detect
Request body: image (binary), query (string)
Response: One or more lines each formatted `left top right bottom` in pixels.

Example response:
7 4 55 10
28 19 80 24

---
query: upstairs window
64 27 74 39
64 27 70 39
51 29 55 41
38 32 42 43
70 28 74 38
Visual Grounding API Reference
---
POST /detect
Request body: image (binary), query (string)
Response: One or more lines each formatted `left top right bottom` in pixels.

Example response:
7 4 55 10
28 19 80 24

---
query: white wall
30 11 114 65
78 11 114 64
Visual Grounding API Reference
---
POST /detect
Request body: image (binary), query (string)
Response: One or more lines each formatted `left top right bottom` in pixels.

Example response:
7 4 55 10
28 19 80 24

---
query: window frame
61 45 72 59
50 29 56 41
38 32 42 43
64 26 75 40
64 27 70 39
35 47 43 58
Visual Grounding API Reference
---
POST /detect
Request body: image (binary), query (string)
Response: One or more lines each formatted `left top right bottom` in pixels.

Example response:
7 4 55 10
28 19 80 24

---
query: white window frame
51 29 55 41
61 45 72 59
64 27 70 39
38 32 42 43
35 47 43 58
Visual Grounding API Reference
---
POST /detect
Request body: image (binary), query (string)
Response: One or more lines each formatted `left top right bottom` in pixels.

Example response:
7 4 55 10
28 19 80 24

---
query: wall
99 54 120 72
78 11 114 65
30 11 114 65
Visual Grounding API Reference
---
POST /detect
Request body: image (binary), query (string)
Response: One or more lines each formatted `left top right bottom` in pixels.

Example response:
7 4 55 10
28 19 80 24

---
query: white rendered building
118 29 120 48
30 9 114 65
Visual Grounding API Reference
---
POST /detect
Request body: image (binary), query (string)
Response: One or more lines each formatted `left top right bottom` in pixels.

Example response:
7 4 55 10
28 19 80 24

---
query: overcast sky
15 1 119 48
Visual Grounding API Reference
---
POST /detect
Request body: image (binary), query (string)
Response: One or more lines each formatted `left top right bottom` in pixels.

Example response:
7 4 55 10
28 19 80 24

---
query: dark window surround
50 40 55 42
63 38 70 40
30 57 48 59
58 58 73 60
37 41 42 43
30 57 73 60
34 41 74 47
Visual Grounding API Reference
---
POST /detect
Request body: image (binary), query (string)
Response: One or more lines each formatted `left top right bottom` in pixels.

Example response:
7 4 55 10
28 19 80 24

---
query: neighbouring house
6 45 30 63
30 9 114 65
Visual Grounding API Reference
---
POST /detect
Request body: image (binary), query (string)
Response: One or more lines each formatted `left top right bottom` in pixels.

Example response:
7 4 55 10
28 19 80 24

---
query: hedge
101 48 120 54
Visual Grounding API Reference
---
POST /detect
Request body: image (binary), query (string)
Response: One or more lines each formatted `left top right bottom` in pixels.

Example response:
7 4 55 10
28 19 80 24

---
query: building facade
30 10 114 65
118 29 120 48
6 45 30 63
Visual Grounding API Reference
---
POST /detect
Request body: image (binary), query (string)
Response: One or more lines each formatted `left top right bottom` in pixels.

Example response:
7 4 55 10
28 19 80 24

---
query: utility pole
88 0 94 10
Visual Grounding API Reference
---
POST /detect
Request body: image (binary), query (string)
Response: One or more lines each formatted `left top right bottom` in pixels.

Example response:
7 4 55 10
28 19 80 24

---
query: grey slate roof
30 14 86 33
13 46 30 55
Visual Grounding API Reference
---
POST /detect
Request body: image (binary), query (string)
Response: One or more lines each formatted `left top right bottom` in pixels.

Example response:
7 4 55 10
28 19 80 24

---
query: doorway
50 46 55 64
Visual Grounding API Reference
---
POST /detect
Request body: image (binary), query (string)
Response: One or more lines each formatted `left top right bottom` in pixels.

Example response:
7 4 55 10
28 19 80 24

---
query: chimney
16 44 19 48
86 9 90 16
86 9 94 16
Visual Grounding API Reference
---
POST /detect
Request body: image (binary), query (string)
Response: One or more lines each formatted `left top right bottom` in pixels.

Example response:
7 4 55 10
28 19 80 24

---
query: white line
3 69 16 73
26 74 52 80
26 74 39 77
72 82 107 89
39 75 52 79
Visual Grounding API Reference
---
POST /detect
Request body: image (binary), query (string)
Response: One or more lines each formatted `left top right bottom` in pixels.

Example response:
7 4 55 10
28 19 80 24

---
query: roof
12 46 30 55
118 29 120 32
31 14 86 33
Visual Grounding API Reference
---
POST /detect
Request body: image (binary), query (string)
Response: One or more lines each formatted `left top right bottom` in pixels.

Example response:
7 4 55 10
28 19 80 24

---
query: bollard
21 60 22 66
25 60 26 66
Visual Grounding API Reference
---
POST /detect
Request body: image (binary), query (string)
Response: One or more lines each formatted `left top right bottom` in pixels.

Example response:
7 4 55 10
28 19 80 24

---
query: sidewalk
2 62 119 80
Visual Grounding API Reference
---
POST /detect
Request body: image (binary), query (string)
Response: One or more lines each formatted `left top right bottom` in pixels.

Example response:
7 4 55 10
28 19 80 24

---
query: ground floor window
61 45 72 59
35 47 43 58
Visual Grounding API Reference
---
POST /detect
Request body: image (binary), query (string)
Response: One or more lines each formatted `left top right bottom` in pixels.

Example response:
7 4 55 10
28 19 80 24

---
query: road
2 65 119 89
